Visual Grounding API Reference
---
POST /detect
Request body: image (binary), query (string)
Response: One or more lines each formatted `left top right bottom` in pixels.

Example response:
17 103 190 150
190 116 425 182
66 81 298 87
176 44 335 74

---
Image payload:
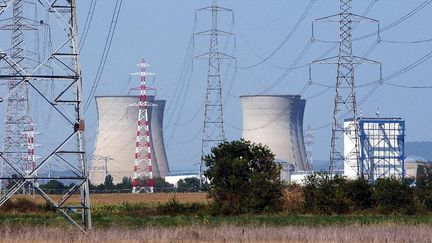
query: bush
344 178 374 211
156 197 207 216
283 184 304 213
303 173 350 214
204 140 284 215
374 178 415 214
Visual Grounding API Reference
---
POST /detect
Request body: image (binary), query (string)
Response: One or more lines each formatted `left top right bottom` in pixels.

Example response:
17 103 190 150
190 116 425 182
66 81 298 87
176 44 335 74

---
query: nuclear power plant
90 96 170 185
241 95 308 171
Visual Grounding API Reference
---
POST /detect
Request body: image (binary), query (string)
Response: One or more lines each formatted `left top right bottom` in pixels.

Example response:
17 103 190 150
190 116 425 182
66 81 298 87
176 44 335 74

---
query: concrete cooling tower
90 96 169 185
241 95 307 171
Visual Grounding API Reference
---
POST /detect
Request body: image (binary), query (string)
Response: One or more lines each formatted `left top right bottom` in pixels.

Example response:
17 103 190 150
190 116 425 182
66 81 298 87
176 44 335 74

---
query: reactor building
241 95 308 171
90 96 170 185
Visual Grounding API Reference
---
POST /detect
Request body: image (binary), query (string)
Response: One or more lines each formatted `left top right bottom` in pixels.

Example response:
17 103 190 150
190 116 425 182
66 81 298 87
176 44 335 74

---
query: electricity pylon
0 0 91 232
130 59 155 193
195 0 235 188
312 0 381 176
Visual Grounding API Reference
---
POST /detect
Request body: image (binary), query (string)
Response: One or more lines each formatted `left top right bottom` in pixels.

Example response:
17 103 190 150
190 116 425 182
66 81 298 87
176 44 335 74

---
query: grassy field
11 192 209 205
0 224 431 242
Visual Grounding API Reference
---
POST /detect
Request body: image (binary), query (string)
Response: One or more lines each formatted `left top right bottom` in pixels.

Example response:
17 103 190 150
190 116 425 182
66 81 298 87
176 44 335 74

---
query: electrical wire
354 0 432 41
80 0 98 50
238 0 316 70
84 0 123 113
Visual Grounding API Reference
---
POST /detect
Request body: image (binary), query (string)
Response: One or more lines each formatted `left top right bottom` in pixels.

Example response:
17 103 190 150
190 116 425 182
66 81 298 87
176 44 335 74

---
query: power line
80 0 98 50
84 0 123 113
238 0 316 70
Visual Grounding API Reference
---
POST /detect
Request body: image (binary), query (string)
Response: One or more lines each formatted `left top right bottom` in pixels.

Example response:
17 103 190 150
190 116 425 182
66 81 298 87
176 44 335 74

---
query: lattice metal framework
131 59 154 193
358 118 405 182
2 0 34 194
0 0 91 232
305 125 314 171
312 0 380 175
195 0 235 187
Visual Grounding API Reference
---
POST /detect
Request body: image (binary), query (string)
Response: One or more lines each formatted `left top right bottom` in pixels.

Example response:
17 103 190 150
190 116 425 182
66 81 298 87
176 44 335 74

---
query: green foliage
177 177 201 192
303 174 375 214
303 173 349 214
154 178 175 192
204 139 284 215
374 177 415 214
104 175 114 189
39 180 67 194
415 162 432 211
156 197 207 216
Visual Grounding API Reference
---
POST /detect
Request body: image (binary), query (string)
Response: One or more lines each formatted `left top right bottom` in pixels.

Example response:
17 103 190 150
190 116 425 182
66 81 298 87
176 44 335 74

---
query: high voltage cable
84 0 123 113
258 40 313 94
381 38 432 44
239 0 316 70
354 0 432 41
80 0 98 50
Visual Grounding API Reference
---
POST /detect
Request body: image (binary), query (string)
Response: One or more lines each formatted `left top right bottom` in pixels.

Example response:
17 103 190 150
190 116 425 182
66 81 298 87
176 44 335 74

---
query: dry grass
11 193 209 206
0 224 430 242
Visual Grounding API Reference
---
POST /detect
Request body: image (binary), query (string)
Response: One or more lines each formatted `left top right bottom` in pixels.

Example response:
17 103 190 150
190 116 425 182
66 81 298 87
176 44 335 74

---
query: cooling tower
241 95 307 171
90 96 170 185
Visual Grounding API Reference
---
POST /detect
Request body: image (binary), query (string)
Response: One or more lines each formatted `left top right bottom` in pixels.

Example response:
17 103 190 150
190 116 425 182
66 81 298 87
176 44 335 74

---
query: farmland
12 192 209 206
0 224 431 242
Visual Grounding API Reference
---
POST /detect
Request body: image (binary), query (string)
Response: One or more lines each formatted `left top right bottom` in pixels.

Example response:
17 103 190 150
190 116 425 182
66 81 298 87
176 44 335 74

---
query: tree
204 139 284 215
374 177 415 214
177 177 200 192
154 178 175 192
40 180 67 194
104 174 114 191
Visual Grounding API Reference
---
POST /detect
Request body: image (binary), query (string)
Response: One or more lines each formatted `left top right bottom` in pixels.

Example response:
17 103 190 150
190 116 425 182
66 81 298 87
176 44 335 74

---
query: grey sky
78 0 432 172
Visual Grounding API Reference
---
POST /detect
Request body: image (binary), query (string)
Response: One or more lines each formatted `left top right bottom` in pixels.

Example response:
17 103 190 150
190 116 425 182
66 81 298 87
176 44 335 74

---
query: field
3 193 432 242
0 224 431 242
11 192 209 205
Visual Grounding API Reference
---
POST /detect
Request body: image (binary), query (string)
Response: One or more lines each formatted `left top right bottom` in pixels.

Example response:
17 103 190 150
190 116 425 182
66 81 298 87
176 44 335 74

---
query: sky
76 0 432 173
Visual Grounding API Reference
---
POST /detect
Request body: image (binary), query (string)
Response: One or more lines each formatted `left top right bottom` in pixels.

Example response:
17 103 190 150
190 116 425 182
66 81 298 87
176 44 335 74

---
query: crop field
0 224 431 242
11 193 209 205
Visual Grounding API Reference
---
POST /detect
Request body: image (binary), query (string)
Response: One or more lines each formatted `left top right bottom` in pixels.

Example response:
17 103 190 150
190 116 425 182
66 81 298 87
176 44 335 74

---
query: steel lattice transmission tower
195 0 235 186
0 0 91 232
329 0 360 175
131 59 155 193
2 0 34 194
305 125 314 171
313 0 380 175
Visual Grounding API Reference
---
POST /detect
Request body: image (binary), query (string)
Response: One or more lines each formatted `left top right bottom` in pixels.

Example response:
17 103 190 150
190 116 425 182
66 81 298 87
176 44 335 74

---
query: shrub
303 173 350 214
283 184 304 213
344 178 374 211
374 178 415 214
156 197 207 216
204 140 284 215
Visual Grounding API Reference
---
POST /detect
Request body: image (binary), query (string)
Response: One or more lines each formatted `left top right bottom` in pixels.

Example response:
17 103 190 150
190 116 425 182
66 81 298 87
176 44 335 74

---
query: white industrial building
90 96 169 185
241 95 308 171
344 118 405 181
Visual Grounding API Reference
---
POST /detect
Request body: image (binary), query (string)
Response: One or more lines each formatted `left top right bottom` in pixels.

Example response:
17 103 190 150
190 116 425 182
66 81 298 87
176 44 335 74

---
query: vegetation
204 139 284 215
0 224 431 242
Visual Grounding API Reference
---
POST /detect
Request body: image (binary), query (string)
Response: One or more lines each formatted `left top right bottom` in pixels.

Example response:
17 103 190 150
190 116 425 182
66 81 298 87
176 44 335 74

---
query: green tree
374 177 415 214
40 180 67 194
154 178 175 192
204 139 284 215
303 173 350 214
104 174 114 191
177 177 200 192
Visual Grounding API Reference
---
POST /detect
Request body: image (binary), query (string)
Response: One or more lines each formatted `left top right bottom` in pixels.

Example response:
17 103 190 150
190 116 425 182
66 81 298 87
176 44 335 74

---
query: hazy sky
77 0 432 173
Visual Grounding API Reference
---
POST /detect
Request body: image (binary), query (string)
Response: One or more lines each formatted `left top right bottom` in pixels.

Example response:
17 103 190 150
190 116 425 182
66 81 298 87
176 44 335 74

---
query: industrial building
241 95 308 171
344 118 405 181
90 96 169 185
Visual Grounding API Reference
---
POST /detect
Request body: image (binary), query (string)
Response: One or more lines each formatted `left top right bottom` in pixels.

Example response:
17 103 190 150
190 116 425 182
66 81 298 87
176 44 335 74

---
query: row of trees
89 175 203 193
203 139 432 215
